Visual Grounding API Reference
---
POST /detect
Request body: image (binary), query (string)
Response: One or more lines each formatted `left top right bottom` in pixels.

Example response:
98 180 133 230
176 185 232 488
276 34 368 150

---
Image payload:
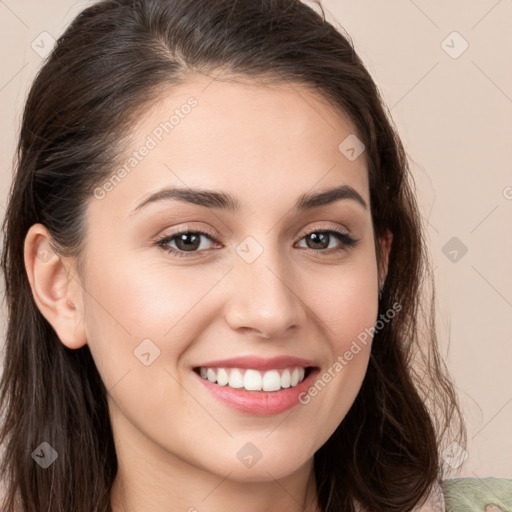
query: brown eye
155 230 219 257
296 229 357 253
304 232 330 250
173 233 202 251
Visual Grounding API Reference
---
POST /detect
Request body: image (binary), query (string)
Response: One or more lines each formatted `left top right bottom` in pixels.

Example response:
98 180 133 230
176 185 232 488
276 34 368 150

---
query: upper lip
195 355 317 371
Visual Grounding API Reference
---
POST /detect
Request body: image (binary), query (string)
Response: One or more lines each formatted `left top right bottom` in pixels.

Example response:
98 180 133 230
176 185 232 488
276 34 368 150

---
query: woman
0 0 466 510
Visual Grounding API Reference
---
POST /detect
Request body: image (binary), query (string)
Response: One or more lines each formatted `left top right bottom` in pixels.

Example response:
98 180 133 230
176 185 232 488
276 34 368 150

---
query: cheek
81 253 224 386
80 257 217 436
315 253 379 346
299 250 379 424
85 247 224 331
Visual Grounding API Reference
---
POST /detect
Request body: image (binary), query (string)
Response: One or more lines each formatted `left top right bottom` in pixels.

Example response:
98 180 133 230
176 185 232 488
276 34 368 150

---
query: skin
24 75 392 512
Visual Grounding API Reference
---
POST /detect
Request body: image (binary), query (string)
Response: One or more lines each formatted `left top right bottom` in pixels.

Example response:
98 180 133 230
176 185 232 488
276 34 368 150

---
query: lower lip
194 368 319 416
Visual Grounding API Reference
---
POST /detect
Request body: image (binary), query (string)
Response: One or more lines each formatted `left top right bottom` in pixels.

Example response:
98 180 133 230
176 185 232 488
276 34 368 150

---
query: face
62 77 388 482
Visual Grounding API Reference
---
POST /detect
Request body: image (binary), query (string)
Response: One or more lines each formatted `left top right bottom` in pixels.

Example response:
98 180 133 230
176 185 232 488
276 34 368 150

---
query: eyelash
154 226 358 259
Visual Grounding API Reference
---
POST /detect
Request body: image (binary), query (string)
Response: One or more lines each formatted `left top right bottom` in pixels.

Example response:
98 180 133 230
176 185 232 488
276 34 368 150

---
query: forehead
93 75 369 217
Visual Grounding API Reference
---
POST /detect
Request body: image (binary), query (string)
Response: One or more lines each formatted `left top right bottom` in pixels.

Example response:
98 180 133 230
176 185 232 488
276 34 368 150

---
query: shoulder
441 477 512 511
353 477 512 511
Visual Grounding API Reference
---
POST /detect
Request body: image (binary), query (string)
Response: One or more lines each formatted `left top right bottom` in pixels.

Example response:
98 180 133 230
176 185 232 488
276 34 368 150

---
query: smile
192 356 320 416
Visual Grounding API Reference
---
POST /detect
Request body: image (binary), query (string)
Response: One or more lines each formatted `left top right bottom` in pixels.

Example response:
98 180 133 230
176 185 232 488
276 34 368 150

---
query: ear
378 228 393 288
23 223 87 349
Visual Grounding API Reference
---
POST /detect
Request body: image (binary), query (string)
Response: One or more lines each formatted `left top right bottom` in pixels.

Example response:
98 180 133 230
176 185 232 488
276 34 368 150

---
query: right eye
155 229 221 258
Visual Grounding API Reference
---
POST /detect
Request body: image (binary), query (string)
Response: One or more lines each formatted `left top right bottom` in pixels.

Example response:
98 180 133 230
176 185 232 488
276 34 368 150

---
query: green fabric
442 478 512 512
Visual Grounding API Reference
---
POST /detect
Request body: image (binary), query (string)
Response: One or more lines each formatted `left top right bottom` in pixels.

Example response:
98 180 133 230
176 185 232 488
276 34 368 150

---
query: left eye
296 230 356 251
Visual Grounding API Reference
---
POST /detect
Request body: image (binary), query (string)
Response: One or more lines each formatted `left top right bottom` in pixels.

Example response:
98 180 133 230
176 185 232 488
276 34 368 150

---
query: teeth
197 366 308 392
229 368 244 388
216 368 229 386
244 369 262 391
262 370 281 392
281 369 291 388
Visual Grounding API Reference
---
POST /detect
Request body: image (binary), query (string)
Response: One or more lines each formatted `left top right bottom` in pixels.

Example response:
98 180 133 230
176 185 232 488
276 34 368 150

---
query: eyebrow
130 183 367 216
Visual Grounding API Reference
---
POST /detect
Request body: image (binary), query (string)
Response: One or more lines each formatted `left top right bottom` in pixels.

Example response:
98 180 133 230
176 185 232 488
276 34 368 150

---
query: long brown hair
0 0 466 510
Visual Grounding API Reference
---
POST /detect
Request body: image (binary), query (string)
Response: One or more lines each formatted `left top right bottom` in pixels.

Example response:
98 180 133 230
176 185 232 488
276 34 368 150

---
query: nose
224 247 305 340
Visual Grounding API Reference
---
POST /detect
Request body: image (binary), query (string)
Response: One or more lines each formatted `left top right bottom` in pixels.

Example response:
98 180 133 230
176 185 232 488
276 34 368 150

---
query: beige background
0 0 511 479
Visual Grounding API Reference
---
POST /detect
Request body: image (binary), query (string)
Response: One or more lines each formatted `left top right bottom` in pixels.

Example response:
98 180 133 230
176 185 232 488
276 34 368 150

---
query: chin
198 442 315 483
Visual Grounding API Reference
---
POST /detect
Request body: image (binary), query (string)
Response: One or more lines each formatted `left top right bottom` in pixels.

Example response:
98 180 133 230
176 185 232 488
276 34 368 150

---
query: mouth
192 356 320 416
193 365 314 392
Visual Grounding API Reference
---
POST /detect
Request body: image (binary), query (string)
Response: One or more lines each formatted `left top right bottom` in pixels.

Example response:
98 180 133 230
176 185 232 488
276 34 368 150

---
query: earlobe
23 223 87 349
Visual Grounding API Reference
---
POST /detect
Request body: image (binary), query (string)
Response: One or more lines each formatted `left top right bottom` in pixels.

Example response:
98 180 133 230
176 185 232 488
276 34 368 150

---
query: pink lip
193 364 320 416
195 355 316 371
